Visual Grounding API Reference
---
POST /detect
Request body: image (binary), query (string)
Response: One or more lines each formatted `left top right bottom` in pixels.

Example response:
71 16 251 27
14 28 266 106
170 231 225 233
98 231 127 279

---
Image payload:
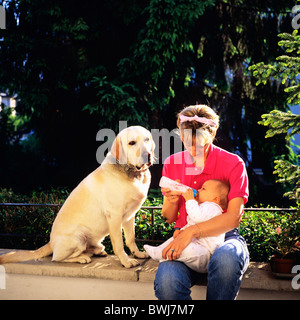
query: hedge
0 188 299 262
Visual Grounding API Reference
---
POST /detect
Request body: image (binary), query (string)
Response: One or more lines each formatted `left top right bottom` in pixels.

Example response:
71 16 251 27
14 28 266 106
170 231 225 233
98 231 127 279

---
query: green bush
1 188 299 262
0 188 68 249
135 190 173 242
239 208 300 262
0 188 172 252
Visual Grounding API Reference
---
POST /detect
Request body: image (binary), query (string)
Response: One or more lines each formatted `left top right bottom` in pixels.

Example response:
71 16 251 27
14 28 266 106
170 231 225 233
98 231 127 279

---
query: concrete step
0 248 299 294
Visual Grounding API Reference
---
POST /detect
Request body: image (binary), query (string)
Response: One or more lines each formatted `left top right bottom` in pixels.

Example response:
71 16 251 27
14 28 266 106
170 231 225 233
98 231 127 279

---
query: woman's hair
177 105 219 145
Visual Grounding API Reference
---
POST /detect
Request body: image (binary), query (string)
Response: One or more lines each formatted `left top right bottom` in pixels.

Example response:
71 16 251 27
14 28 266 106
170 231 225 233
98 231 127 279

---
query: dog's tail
0 242 52 264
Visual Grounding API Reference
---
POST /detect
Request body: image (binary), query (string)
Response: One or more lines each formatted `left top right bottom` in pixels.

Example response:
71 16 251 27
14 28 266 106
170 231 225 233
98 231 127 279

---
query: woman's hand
173 229 182 238
161 179 182 225
162 225 197 260
161 187 181 204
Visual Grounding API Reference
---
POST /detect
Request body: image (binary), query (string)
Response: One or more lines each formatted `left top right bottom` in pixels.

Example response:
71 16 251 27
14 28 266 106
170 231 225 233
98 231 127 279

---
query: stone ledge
0 249 299 293
0 249 142 282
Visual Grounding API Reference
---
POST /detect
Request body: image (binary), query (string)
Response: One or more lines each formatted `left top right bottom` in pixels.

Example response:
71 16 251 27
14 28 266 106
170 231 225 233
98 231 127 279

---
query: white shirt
184 200 225 255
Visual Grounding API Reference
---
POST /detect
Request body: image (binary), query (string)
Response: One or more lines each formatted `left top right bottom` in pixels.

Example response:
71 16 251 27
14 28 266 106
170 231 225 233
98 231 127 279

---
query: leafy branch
250 30 300 202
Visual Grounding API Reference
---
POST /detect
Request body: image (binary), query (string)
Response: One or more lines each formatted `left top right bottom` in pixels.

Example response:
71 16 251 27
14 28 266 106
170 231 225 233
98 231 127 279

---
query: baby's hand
183 188 195 201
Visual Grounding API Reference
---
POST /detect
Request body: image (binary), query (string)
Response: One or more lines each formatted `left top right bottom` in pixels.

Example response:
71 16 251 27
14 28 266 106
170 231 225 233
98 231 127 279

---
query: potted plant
269 211 300 275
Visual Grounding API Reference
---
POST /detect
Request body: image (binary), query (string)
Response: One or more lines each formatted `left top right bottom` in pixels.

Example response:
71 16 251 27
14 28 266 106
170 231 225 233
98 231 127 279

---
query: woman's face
181 129 207 158
184 140 204 158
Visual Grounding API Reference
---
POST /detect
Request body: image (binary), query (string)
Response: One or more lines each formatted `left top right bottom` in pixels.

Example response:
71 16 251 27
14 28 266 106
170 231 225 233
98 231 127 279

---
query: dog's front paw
78 255 92 264
121 258 140 268
133 251 149 259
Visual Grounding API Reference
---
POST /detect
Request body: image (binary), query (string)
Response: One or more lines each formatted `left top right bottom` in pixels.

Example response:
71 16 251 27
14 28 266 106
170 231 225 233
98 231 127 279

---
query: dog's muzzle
135 152 153 171
142 152 152 166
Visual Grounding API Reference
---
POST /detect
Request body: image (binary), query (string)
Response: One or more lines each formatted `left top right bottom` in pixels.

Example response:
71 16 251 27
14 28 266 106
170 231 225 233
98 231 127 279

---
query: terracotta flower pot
270 255 296 274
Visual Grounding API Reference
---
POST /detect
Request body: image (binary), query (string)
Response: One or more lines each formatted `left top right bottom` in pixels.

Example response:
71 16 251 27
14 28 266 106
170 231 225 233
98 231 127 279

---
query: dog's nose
142 151 151 165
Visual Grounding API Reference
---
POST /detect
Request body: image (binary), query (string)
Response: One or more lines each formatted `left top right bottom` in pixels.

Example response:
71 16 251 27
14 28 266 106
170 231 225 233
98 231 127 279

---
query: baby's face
197 180 219 204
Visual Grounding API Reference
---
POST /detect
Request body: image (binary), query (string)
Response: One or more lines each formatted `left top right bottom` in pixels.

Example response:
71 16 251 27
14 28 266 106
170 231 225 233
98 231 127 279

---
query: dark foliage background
0 0 298 206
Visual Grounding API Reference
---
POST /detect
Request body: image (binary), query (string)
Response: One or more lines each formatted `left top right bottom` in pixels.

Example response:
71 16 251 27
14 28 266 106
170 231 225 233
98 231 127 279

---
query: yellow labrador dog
0 126 154 268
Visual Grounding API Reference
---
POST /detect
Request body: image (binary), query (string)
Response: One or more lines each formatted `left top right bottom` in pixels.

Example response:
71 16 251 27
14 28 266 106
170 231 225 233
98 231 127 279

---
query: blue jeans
154 228 249 300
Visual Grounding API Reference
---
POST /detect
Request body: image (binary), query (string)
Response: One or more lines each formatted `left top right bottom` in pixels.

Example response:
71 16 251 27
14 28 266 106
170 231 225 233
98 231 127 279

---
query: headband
179 114 217 127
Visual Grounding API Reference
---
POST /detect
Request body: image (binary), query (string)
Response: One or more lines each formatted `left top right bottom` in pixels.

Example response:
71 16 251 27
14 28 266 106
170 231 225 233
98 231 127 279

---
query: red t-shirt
162 144 249 228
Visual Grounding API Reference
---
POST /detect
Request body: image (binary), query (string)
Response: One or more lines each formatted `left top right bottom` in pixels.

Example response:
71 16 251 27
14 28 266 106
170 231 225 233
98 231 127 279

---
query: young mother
154 104 249 300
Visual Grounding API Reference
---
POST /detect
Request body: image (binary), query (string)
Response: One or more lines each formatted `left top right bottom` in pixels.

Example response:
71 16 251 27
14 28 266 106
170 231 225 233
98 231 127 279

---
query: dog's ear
110 135 125 163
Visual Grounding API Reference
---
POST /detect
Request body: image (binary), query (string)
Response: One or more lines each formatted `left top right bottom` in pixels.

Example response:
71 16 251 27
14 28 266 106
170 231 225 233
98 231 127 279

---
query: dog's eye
128 141 136 146
144 137 150 142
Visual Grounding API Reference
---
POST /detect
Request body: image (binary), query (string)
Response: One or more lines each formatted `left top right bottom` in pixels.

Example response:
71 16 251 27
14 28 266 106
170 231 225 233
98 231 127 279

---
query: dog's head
110 126 155 171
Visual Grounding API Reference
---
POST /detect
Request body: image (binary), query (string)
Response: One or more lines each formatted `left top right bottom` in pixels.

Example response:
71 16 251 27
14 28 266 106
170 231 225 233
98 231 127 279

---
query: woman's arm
161 188 181 224
162 197 244 260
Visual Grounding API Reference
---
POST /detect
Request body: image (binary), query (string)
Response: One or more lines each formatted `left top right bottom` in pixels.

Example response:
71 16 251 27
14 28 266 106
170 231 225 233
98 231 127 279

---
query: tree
249 30 300 202
0 0 297 205
166 0 296 205
0 0 216 190
84 0 215 129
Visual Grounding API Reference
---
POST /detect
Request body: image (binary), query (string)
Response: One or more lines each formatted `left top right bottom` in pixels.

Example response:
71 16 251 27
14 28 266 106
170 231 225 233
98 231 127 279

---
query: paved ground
1 273 300 300
0 249 299 300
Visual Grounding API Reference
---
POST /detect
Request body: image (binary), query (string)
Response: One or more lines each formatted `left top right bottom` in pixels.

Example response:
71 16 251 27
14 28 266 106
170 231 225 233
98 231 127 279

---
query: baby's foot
143 245 163 261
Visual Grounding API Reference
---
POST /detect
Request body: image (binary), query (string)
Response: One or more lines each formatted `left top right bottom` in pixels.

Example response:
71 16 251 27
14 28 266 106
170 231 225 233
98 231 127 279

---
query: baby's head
197 179 230 210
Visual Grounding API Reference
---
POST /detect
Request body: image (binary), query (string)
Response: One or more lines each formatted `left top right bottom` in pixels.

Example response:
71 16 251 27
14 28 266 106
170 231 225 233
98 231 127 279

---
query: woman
154 105 249 300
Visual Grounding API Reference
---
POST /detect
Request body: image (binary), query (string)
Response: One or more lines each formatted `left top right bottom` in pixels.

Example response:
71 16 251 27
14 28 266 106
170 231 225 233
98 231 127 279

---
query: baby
144 179 230 273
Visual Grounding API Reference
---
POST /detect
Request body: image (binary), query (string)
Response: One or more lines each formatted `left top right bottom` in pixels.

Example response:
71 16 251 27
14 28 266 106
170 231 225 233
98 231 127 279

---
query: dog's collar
109 155 150 179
